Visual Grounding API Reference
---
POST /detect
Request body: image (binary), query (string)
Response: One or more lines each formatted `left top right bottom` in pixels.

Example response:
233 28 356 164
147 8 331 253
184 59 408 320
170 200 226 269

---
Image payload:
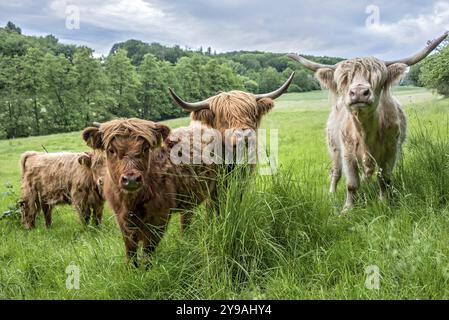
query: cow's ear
154 124 171 142
191 109 215 127
78 153 92 167
316 68 337 92
257 98 274 116
387 63 408 86
82 127 103 149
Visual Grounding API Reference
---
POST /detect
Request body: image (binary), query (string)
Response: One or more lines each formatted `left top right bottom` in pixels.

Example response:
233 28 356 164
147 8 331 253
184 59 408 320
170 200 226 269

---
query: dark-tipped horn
168 88 210 112
92 122 101 128
384 32 448 66
287 53 337 71
254 72 296 100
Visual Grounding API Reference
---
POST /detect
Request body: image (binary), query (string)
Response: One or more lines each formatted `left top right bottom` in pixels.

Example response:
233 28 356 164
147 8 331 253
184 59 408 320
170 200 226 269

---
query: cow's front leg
329 156 342 194
180 211 194 235
328 141 342 194
378 161 394 202
142 220 169 269
123 230 139 268
92 204 104 226
41 202 53 228
342 156 359 213
21 191 40 230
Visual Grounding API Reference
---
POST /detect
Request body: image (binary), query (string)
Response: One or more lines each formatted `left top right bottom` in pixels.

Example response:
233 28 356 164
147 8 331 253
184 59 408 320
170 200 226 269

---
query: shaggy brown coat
82 118 220 266
20 150 105 229
189 92 277 206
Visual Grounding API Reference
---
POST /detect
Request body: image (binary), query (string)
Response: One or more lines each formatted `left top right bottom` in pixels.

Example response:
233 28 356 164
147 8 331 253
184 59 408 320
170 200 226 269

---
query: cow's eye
108 148 115 156
142 145 150 154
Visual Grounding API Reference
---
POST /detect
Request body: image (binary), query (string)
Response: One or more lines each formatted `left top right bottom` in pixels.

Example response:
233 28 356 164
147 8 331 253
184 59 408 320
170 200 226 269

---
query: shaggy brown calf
288 32 448 212
20 150 105 229
82 118 220 266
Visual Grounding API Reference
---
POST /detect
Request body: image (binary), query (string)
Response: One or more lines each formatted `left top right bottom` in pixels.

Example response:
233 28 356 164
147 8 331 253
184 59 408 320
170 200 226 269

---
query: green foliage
105 49 140 117
419 42 449 96
403 63 423 87
111 39 189 65
0 22 340 139
5 21 21 34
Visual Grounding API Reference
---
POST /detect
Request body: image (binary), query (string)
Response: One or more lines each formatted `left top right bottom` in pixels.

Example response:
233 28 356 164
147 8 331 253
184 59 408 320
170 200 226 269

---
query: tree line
1 21 446 139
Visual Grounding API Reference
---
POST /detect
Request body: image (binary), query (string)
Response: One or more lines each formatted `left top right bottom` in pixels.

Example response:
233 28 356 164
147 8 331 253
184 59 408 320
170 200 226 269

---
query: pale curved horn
254 72 296 100
168 88 209 112
384 32 448 66
287 53 337 71
92 122 101 128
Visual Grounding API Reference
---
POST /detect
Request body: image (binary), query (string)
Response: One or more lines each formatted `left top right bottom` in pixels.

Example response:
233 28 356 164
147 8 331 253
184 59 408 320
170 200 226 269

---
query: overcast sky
1 0 448 59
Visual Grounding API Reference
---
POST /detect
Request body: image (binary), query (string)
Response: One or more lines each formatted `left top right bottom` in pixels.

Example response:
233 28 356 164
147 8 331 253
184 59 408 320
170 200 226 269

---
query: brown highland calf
82 118 221 266
20 150 105 229
288 32 448 212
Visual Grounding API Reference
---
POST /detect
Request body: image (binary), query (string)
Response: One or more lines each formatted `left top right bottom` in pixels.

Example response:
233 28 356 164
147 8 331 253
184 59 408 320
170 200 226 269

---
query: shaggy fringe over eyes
205 91 264 129
100 118 170 148
334 57 388 93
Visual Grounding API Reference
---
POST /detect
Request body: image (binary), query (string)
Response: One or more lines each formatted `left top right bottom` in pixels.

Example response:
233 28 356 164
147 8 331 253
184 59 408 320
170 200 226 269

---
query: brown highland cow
82 118 221 266
168 72 295 142
168 73 295 205
20 150 105 229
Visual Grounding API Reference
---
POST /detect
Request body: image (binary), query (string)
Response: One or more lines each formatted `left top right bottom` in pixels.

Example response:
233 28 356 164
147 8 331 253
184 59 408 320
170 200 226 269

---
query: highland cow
82 118 221 266
168 72 295 141
288 32 448 212
20 150 105 229
168 73 295 205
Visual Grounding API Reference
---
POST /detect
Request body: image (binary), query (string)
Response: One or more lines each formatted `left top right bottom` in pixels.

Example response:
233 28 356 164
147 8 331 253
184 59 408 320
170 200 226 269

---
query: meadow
0 86 448 299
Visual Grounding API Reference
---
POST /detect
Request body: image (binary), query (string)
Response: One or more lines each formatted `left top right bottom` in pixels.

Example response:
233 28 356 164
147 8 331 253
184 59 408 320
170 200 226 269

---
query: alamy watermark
66 263 80 290
169 127 279 175
365 265 380 290
365 4 380 27
65 5 80 30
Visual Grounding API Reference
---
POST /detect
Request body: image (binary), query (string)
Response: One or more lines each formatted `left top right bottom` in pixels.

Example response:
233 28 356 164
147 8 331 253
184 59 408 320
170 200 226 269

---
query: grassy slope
0 86 448 299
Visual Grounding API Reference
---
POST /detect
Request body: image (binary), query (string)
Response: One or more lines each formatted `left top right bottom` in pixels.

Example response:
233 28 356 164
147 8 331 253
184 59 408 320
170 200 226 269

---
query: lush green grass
1 86 448 299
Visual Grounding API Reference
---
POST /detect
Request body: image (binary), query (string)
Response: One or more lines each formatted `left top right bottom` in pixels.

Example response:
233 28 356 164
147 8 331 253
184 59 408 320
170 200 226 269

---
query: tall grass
1 90 448 299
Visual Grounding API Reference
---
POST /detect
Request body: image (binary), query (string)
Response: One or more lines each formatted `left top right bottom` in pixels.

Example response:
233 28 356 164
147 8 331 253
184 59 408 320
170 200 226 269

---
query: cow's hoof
340 205 353 215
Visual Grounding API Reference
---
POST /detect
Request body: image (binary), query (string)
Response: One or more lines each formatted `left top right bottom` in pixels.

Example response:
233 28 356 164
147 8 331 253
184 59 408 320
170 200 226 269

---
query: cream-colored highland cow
289 32 448 212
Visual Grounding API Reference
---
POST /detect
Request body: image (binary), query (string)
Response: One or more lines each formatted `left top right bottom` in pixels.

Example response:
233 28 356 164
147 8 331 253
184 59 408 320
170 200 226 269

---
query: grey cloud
0 0 447 59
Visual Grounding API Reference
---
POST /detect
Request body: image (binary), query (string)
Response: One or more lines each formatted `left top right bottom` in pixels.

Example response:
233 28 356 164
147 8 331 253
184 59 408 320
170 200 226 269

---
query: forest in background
0 21 446 139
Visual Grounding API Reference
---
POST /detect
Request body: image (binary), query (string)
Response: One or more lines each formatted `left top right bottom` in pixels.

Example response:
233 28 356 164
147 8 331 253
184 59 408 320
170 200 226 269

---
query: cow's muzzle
348 85 373 106
120 173 142 191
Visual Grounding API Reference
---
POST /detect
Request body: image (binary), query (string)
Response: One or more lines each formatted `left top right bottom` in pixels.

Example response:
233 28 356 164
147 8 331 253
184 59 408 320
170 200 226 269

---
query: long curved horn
384 32 448 66
254 72 296 100
168 88 210 112
287 53 337 71
92 122 101 128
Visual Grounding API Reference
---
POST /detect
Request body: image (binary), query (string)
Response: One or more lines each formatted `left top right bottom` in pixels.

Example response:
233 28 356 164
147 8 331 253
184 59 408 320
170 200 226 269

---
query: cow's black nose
120 174 142 190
